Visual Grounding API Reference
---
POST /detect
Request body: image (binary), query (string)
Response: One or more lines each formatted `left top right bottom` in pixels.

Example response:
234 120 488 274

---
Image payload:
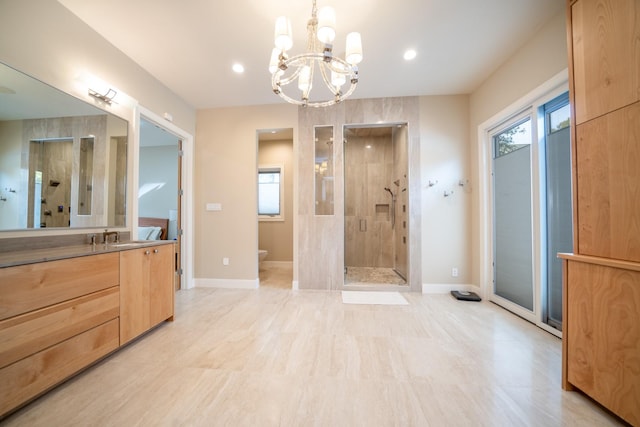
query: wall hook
428 179 438 187
444 190 453 197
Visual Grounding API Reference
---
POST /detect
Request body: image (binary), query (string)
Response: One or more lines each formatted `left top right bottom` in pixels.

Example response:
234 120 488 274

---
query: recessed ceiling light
232 63 245 73
403 49 417 61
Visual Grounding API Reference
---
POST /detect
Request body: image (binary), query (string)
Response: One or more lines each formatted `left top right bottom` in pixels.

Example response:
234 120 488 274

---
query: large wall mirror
0 62 128 231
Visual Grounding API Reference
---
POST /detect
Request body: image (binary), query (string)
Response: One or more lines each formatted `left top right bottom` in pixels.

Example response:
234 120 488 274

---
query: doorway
343 123 409 287
256 128 294 289
137 108 194 290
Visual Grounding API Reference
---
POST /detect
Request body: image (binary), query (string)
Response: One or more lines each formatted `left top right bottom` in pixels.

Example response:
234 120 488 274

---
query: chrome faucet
103 229 120 244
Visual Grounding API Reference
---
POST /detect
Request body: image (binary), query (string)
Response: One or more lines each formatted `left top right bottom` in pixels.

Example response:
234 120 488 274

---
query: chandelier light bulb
269 48 280 73
298 65 312 92
317 7 336 44
331 62 346 88
346 32 363 65
274 16 293 51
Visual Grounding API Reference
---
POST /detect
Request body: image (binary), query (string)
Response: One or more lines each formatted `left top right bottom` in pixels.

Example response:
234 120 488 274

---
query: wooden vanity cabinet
0 253 120 417
119 244 174 345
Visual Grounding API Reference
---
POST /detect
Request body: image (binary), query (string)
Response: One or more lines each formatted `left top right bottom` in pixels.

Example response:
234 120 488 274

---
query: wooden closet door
571 0 640 124
576 102 640 262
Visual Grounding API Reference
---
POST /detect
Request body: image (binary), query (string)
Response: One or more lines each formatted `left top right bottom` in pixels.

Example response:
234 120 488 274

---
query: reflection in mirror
0 61 128 231
28 138 73 228
314 125 334 215
78 137 94 215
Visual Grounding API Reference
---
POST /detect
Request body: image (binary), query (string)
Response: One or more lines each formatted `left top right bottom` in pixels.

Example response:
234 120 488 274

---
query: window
494 118 532 158
548 103 570 134
258 165 284 220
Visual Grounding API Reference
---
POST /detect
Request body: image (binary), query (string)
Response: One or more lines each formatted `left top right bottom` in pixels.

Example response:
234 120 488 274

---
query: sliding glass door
492 116 534 312
489 90 572 332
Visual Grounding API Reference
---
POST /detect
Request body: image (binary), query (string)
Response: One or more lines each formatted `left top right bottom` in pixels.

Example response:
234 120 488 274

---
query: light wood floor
259 262 293 289
3 288 623 426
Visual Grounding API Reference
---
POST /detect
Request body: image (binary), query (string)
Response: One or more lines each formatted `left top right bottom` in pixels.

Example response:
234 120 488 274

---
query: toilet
258 249 268 263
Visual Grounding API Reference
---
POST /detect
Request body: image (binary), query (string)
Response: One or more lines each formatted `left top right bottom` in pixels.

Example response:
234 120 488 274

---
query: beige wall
419 95 471 287
469 9 568 288
195 104 297 284
258 139 294 262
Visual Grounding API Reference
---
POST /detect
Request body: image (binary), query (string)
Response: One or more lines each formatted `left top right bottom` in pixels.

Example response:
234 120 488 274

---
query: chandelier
269 0 363 108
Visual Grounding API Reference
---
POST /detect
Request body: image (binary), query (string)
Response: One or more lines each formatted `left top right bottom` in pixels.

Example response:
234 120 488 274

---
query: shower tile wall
345 134 394 268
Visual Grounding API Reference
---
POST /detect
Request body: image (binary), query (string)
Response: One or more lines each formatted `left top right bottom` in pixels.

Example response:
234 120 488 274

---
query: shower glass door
343 124 408 286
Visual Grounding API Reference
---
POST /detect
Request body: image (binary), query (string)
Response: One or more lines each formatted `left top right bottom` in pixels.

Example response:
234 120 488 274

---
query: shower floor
344 266 407 286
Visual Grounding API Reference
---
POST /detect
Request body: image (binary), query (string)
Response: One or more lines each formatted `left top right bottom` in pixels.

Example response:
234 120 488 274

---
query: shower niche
343 123 409 286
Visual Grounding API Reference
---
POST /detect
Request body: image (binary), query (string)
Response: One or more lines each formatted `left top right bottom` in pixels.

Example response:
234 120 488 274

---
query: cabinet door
567 261 640 426
149 244 174 326
571 0 640 124
576 102 640 263
119 248 151 344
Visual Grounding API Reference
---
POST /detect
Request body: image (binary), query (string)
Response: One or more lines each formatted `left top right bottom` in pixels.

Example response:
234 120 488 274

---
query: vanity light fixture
270 0 362 107
78 71 137 107
88 86 117 104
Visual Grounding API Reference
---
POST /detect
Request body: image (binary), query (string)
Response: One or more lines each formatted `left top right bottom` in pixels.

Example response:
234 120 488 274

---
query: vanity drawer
0 318 119 417
0 252 119 321
0 287 119 369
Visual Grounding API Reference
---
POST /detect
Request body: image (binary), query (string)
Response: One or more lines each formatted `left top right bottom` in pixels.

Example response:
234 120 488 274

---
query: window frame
258 164 285 222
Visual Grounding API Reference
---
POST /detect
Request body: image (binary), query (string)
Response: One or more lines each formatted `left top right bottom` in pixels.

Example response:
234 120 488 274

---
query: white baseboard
422 283 480 294
261 261 293 268
194 278 259 289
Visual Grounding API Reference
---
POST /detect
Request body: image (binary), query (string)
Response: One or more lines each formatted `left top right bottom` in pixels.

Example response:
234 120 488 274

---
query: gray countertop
0 240 175 268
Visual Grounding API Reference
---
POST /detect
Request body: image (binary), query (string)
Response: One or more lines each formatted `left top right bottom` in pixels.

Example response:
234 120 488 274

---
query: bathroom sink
109 241 148 248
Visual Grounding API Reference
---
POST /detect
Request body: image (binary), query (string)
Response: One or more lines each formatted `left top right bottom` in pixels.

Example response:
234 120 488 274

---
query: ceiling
57 0 564 110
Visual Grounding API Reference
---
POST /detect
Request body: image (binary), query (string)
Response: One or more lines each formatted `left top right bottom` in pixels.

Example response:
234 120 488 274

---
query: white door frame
134 105 195 289
477 70 567 337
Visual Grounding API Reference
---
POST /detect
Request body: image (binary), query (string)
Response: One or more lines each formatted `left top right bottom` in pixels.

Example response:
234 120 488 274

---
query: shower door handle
359 218 367 232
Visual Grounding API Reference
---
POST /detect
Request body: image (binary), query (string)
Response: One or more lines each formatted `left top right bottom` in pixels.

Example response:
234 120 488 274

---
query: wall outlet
222 257 229 266
451 267 459 277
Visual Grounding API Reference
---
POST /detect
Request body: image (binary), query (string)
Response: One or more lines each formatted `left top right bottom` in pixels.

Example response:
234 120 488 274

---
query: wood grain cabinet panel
0 253 119 321
120 244 174 345
576 102 640 262
571 0 640 125
149 245 174 327
566 261 640 426
0 319 119 417
0 287 119 369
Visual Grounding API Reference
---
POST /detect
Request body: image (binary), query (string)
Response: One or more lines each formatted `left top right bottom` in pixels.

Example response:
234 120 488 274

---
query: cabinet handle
145 250 150 255
154 249 159 254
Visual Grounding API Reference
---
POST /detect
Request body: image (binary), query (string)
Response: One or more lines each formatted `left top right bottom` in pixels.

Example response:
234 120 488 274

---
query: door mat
342 291 409 305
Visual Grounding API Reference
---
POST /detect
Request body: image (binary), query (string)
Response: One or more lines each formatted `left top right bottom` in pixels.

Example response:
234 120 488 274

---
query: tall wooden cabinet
561 0 640 425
